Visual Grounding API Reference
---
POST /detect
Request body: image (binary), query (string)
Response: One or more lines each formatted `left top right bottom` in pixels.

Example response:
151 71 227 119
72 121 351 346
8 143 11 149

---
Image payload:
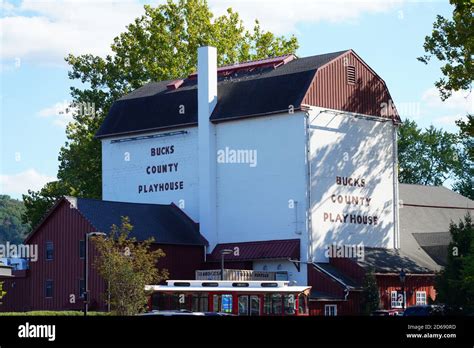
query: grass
0 311 111 316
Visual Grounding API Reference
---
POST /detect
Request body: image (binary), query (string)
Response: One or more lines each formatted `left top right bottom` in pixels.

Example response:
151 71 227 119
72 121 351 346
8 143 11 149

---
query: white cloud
1 0 151 65
398 87 472 131
1 0 404 66
0 169 56 197
419 87 473 128
434 114 468 126
209 0 404 34
422 87 473 111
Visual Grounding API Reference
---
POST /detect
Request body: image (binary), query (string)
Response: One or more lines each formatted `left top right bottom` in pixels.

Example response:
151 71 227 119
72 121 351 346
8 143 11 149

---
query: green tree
360 269 380 315
0 282 6 304
418 0 473 100
398 119 461 186
22 181 70 229
0 195 30 244
93 216 168 315
22 0 299 226
435 214 473 314
456 115 474 162
451 115 474 199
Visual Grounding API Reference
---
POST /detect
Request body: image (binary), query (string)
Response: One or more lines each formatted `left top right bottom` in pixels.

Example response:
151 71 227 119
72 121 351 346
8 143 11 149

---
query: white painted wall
101 127 200 221
100 106 398 280
198 46 218 248
308 107 396 262
215 112 309 283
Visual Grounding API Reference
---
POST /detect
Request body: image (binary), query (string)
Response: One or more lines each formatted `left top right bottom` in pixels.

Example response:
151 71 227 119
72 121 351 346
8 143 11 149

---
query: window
391 290 405 308
264 294 284 315
151 293 172 311
79 240 85 259
238 296 249 316
250 295 260 316
213 295 220 312
346 65 356 84
221 294 233 313
170 294 190 310
416 291 427 305
45 280 53 298
283 294 296 315
45 242 54 261
271 294 282 315
79 279 85 298
324 304 337 316
192 294 208 312
298 294 308 315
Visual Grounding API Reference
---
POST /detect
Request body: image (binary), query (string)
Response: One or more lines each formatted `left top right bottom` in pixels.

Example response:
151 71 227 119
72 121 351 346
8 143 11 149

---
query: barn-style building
2 47 471 315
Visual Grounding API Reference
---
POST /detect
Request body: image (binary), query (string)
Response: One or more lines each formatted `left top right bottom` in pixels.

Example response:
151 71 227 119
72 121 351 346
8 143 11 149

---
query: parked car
139 310 235 317
403 305 445 316
371 309 402 316
139 310 205 316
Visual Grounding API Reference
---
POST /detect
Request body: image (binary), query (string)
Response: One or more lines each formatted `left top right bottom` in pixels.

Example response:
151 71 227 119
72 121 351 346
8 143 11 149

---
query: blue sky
1 0 472 199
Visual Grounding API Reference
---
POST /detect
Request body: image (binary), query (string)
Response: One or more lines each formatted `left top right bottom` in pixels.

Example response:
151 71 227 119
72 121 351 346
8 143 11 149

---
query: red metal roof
208 239 300 262
189 54 296 78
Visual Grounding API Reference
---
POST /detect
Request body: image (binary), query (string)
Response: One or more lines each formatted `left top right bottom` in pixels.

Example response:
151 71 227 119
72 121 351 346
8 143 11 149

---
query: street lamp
220 249 233 281
84 231 106 316
399 269 406 311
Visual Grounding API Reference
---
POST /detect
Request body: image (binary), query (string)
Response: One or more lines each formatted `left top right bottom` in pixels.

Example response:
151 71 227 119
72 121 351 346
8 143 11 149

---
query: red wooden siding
155 244 205 281
0 270 30 312
26 200 105 311
329 257 365 283
309 292 362 316
307 260 436 315
302 51 399 121
377 275 436 309
1 199 206 312
307 264 346 299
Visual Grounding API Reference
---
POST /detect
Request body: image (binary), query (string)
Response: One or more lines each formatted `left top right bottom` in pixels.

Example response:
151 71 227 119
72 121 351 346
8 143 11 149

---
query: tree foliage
22 182 70 229
93 217 168 315
21 0 299 226
435 214 473 314
0 195 30 244
0 282 6 303
360 269 380 315
398 119 463 186
418 0 473 100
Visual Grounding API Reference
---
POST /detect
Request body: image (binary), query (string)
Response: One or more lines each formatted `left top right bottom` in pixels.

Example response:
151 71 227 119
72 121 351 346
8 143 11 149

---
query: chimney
198 46 218 249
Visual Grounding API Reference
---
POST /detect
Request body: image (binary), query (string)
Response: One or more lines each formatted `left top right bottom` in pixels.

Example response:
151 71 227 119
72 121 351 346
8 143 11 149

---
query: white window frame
324 304 337 316
391 290 405 309
416 291 427 305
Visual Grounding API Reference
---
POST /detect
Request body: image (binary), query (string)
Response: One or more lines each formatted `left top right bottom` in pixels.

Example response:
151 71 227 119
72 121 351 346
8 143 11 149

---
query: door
238 295 261 316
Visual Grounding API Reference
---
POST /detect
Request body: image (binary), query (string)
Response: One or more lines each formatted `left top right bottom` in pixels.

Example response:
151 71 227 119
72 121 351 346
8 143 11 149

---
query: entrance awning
208 239 300 262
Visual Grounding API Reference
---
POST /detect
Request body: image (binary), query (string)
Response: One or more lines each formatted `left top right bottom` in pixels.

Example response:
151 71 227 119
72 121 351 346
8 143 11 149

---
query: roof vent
346 65 356 84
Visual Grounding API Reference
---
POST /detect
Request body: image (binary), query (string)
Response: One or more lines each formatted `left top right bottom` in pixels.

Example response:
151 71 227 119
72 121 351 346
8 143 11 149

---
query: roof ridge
218 53 295 69
74 196 173 208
